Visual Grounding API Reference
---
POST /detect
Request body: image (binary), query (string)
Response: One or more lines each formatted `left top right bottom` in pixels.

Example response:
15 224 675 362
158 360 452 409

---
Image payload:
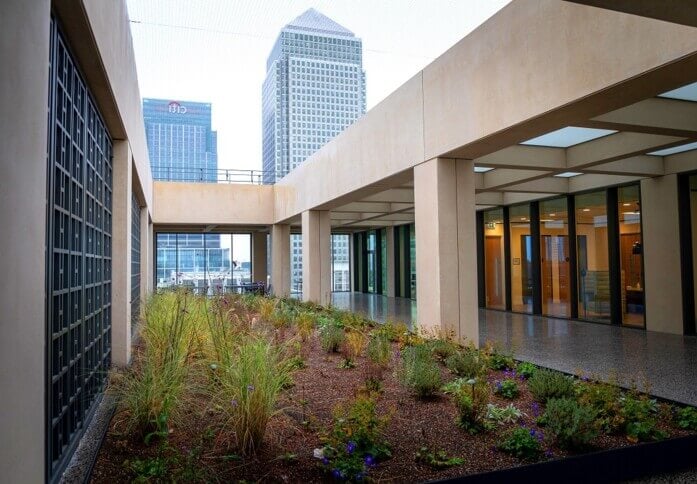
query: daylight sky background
126 0 511 173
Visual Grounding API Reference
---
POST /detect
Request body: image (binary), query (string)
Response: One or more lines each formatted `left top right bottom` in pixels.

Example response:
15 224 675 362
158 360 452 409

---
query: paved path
330 293 697 405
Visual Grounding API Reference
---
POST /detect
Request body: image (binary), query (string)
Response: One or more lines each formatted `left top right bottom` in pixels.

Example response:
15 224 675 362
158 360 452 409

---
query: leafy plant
445 348 487 379
366 333 391 366
429 338 459 360
675 406 697 431
322 395 391 481
516 361 537 379
319 323 345 353
620 394 668 442
576 379 624 433
528 369 575 403
453 379 491 434
486 403 523 424
126 456 169 482
486 344 514 371
494 379 519 399
415 447 464 469
396 345 442 398
498 426 544 460
376 320 410 343
542 398 598 449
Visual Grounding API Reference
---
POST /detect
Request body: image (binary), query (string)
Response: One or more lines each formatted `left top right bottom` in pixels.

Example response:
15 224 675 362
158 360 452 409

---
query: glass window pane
618 185 645 327
331 234 350 292
410 224 416 299
575 191 610 322
367 231 376 293
484 208 505 310
232 234 251 285
508 205 532 313
539 198 571 318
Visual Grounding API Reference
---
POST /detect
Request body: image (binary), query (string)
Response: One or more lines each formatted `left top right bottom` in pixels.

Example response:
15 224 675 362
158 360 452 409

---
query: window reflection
618 185 645 327
576 191 610 322
539 198 571 318
508 205 532 313
484 208 505 310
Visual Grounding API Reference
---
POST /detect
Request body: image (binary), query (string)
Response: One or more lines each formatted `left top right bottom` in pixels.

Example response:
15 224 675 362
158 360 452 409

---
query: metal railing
153 167 273 185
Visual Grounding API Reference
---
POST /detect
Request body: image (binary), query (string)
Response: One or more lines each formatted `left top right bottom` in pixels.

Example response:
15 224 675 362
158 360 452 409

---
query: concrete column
302 210 332 305
386 227 396 297
414 158 478 344
112 144 133 366
271 224 291 297
139 207 150 303
252 231 268 283
641 175 684 334
0 0 50 479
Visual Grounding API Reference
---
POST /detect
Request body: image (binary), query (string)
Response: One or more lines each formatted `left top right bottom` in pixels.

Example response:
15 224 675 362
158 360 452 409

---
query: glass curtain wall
367 231 376 293
618 186 645 327
508 205 532 313
575 191 611 322
155 233 251 293
381 228 387 294
410 224 416 298
483 208 506 309
331 234 351 292
539 198 571 318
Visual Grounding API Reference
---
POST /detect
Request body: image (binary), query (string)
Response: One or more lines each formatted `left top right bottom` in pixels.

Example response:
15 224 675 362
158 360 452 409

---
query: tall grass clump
112 291 200 437
396 344 442 398
319 319 345 353
214 335 289 455
528 369 575 403
296 311 316 341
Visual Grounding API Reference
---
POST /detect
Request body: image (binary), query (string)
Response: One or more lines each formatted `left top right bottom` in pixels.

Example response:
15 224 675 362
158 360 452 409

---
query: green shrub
396 345 442 398
414 447 464 469
542 398 598 449
322 395 391 481
429 338 459 360
453 379 490 434
495 379 519 399
366 333 391 366
486 403 523 424
319 323 345 353
516 361 538 379
576 379 623 433
445 349 487 378
528 369 575 403
676 406 697 431
621 395 668 442
498 426 543 460
487 345 514 370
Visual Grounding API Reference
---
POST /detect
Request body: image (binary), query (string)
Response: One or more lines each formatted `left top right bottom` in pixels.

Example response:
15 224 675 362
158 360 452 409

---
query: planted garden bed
91 292 697 483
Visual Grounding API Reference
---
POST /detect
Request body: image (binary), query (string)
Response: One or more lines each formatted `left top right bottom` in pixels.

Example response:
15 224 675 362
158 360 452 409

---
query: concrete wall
641 175 684 334
0 1 50 480
154 182 275 226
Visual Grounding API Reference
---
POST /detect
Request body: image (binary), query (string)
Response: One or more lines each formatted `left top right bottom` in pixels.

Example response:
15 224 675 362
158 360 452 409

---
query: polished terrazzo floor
330 292 697 406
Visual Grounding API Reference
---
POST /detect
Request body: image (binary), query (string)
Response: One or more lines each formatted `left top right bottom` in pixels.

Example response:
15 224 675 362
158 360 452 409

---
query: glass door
539 198 571 318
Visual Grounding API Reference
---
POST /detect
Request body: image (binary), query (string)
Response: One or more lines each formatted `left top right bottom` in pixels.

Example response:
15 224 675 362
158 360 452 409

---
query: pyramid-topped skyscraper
262 8 366 185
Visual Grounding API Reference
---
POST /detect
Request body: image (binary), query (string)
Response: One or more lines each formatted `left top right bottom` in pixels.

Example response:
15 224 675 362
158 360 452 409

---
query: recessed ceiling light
550 213 556 217
623 203 631 207
554 172 583 178
474 166 494 173
583 208 590 212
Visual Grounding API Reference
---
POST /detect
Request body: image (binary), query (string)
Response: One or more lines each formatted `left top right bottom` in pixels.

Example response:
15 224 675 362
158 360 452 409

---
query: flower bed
91 292 697 482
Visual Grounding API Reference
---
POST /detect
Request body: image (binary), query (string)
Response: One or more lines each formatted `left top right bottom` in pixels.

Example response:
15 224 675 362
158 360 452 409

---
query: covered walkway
330 293 697 406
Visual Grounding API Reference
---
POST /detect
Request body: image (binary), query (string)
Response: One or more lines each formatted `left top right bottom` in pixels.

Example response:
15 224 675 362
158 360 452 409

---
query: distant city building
144 98 225 285
143 98 218 182
262 9 365 291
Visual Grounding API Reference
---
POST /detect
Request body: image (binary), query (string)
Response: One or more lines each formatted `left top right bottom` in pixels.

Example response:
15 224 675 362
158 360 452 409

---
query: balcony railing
153 167 272 184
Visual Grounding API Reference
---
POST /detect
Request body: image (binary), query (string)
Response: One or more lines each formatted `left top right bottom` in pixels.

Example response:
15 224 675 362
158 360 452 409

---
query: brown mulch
90 325 693 483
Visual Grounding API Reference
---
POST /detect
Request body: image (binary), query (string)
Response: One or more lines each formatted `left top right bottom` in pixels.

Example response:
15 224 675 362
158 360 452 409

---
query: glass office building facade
478 183 647 328
143 98 218 182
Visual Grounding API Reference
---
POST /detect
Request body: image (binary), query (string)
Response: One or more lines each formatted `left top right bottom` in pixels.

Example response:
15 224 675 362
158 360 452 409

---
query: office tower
262 9 366 291
143 98 218 182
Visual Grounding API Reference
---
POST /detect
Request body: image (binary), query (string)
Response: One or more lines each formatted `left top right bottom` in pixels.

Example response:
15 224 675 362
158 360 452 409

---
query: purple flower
322 457 329 466
231 399 238 407
247 384 255 393
531 402 540 417
529 429 536 437
364 455 375 467
545 450 554 458
332 469 342 479
355 473 365 481
346 441 356 454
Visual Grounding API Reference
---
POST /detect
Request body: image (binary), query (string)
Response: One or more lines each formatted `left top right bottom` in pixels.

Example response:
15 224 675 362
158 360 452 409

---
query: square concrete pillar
302 210 332 305
386 227 396 297
112 142 132 366
641 175 684 334
252 231 268 283
414 158 478 344
271 224 291 297
139 206 150 303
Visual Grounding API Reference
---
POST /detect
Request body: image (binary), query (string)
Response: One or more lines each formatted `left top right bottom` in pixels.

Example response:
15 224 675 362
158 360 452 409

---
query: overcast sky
126 0 511 173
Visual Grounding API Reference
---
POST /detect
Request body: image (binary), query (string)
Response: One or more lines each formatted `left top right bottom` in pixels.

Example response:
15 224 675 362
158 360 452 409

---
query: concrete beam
565 1 697 28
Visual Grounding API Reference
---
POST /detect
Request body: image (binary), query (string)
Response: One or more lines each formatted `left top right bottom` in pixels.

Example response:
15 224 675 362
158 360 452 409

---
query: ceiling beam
475 145 565 170
583 155 664 176
564 1 697 28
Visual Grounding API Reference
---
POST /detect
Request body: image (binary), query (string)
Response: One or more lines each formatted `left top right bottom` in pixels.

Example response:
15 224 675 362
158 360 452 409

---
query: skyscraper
143 98 224 286
262 8 366 184
143 98 218 182
262 9 366 292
